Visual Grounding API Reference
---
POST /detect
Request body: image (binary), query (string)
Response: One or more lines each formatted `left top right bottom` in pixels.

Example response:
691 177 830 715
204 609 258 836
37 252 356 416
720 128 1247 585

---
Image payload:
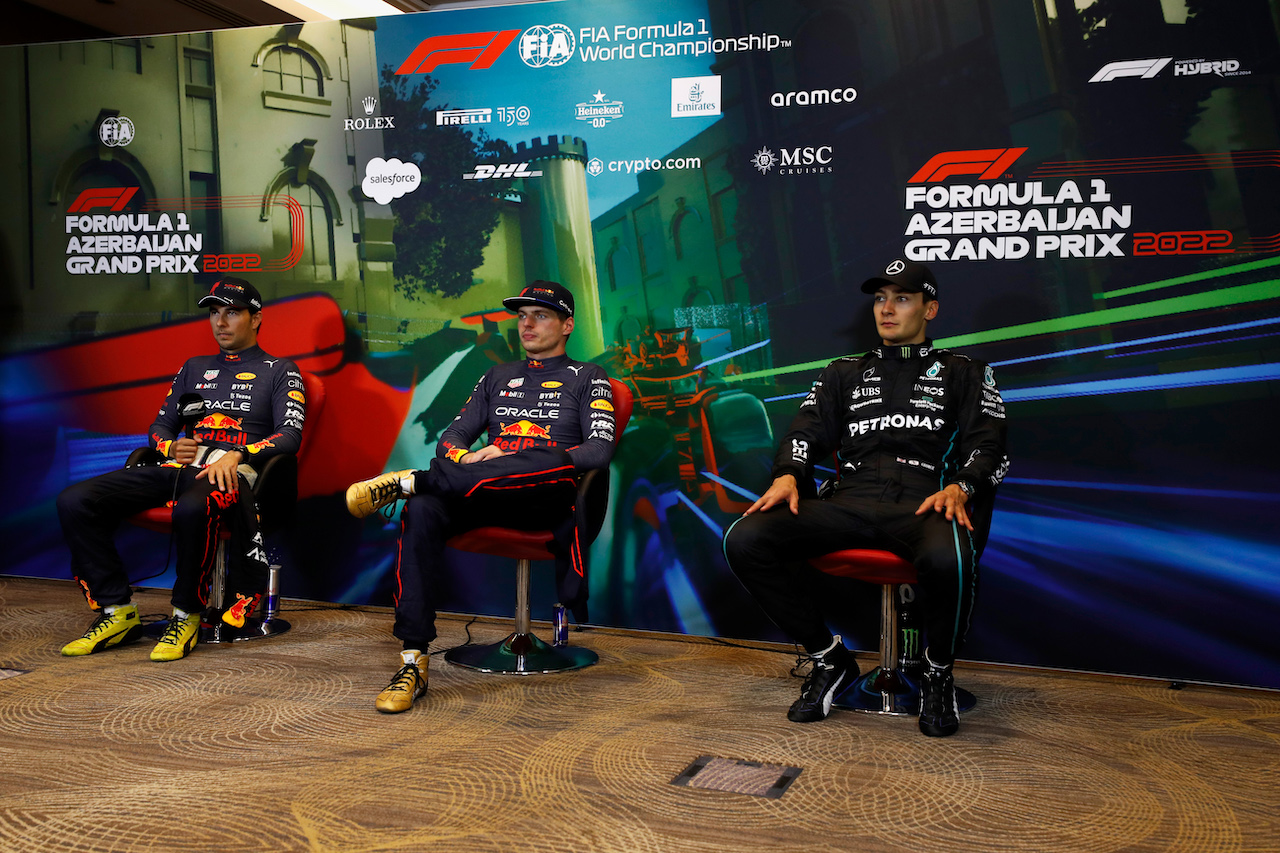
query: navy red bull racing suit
57 344 304 618
392 353 616 650
723 341 1008 663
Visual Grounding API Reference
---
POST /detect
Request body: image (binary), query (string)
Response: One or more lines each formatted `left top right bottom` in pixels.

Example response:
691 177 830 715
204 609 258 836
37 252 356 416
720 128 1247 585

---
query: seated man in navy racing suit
346 280 616 713
57 277 305 661
722 259 1009 737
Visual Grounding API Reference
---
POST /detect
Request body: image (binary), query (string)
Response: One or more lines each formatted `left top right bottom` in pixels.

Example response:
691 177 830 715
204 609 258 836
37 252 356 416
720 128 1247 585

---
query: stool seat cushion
448 527 555 562
809 549 917 584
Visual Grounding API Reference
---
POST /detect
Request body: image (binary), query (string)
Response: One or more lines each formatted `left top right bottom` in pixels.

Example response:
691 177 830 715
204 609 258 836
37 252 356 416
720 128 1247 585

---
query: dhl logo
194 413 244 431
236 372 256 380
499 420 552 439
590 399 614 411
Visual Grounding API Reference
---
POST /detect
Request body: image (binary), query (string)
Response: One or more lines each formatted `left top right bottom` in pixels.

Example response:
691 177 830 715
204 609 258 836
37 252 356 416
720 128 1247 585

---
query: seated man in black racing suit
57 277 305 661
722 259 1009 737
345 280 616 713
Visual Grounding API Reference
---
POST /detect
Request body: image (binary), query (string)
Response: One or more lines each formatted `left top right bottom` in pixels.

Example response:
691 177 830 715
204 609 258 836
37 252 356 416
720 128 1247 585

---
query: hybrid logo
396 30 520 74
1089 57 1171 82
463 162 543 181
1174 58 1245 77
520 24 575 68
909 148 1027 182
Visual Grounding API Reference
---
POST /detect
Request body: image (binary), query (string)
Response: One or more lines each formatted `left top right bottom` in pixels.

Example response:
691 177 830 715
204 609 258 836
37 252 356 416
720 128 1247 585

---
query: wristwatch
952 480 975 498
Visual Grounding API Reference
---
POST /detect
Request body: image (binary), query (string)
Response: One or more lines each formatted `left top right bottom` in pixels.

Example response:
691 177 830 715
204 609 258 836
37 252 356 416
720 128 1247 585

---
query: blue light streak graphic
675 491 724 539
1104 331 1277 359
764 391 809 402
990 317 1280 367
1003 477 1280 502
1001 363 1280 401
696 338 771 370
699 470 760 502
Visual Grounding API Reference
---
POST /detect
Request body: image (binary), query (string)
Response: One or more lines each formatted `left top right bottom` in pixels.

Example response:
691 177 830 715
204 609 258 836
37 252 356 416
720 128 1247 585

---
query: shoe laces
387 662 425 694
83 611 117 639
791 651 834 699
921 666 954 715
158 615 194 645
370 478 402 518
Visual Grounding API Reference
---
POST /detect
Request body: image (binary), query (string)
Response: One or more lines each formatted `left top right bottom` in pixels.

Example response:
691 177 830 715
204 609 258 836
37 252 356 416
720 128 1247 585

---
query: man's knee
55 482 89 523
723 514 770 576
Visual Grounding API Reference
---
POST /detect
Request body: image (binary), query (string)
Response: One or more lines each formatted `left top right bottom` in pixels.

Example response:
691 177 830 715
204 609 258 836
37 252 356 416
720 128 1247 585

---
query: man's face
873 284 937 346
516 305 573 358
209 305 260 353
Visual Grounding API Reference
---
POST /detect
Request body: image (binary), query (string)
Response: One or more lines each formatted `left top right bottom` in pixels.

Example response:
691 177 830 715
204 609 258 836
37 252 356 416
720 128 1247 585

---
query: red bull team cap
502 280 574 318
199 277 263 312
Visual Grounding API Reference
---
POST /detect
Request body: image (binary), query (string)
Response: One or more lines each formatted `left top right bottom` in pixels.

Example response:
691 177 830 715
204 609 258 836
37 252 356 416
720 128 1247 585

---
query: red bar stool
443 378 633 675
128 371 325 643
809 548 977 715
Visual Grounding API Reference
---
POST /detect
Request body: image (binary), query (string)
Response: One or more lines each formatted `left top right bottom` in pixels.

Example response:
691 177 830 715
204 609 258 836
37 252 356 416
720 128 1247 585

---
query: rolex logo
362 96 376 116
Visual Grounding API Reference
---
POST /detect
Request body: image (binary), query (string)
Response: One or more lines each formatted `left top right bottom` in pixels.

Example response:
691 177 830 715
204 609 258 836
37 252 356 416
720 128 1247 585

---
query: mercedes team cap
503 280 575 317
198 277 264 312
860 258 938 299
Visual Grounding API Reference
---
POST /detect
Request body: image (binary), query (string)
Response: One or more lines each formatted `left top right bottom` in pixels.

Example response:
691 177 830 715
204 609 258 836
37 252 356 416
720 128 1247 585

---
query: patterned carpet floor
1 576 1277 852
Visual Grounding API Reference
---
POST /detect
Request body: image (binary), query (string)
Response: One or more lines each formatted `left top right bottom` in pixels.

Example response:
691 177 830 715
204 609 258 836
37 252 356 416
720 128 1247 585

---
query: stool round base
835 667 978 716
444 631 598 674
142 616 292 645
203 617 292 644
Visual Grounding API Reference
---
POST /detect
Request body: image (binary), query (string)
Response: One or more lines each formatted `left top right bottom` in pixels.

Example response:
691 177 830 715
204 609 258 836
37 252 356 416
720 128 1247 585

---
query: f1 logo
908 148 1027 183
67 187 139 213
396 30 521 74
1089 58 1172 83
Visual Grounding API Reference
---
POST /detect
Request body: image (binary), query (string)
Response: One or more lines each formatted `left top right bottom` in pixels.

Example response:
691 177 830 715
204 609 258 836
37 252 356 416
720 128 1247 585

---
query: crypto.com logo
1089 58 1172 83
395 30 520 74
908 148 1027 182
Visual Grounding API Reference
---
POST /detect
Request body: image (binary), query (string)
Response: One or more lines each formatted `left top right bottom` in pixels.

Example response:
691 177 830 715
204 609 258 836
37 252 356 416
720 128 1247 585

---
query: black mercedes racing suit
722 341 1008 664
392 353 616 649
57 344 304 617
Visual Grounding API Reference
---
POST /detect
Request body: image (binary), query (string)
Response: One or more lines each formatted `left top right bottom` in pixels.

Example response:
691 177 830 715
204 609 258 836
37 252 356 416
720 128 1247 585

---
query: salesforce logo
361 157 421 205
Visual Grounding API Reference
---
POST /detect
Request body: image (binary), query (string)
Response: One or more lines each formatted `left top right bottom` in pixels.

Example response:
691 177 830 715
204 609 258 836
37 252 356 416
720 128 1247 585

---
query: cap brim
502 296 571 315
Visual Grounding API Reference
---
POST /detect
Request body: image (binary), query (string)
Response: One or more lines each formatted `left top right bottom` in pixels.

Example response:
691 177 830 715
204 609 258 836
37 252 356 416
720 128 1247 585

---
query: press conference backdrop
2 0 1277 689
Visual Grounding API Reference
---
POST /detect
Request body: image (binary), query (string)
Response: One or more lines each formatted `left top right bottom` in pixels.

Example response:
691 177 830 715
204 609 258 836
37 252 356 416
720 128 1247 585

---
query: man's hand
462 445 511 464
196 450 244 493
915 483 973 531
744 474 801 516
171 437 200 465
